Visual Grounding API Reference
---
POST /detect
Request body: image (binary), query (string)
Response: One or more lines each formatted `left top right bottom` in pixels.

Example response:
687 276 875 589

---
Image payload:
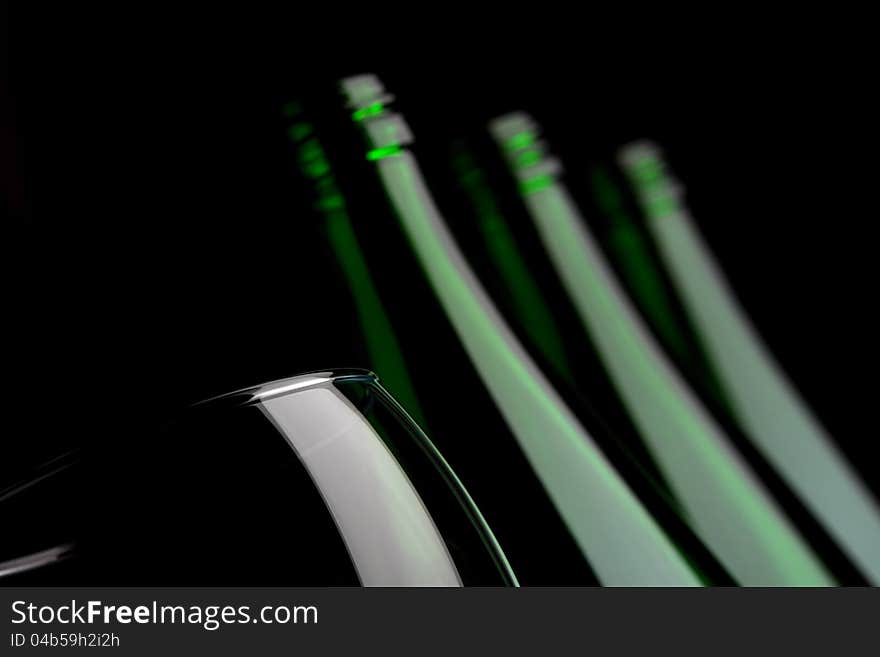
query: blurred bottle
586 162 731 412
282 100 427 429
315 73 739 585
616 141 880 584
483 112 863 584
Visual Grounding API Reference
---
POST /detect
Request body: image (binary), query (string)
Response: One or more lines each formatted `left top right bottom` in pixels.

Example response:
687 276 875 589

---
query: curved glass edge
184 368 518 587
368 381 520 587
187 369 377 410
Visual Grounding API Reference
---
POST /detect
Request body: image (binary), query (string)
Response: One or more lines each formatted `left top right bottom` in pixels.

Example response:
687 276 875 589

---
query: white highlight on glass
251 376 334 401
0 544 73 579
261 384 462 587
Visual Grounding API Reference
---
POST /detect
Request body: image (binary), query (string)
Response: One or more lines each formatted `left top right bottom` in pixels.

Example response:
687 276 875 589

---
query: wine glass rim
190 368 379 410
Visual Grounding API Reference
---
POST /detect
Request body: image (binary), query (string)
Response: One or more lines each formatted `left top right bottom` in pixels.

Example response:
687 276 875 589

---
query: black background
3 8 877 582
